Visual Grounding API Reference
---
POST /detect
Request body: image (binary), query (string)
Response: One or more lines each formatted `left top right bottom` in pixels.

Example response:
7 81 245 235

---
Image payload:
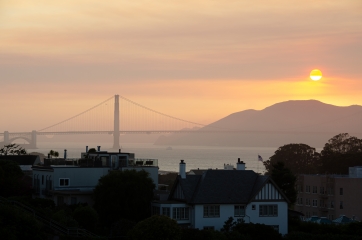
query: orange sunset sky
1 0 362 132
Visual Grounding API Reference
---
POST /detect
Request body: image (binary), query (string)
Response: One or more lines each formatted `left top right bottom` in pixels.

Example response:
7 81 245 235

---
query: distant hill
154 100 362 148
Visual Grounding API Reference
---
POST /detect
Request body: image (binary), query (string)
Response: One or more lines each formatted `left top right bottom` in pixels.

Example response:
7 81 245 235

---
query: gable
172 182 185 200
253 182 284 201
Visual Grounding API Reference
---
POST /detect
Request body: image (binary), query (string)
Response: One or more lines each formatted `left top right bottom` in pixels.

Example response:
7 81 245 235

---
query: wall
193 202 288 235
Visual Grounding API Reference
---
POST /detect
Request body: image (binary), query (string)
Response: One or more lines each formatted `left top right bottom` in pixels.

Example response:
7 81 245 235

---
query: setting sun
310 69 322 81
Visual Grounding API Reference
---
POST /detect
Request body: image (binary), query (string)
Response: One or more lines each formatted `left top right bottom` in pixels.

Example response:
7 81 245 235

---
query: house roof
333 215 355 224
0 155 39 165
188 169 208 175
171 170 282 204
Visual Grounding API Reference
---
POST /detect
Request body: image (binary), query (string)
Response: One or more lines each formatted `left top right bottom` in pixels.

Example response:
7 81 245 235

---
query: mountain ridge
155 100 362 148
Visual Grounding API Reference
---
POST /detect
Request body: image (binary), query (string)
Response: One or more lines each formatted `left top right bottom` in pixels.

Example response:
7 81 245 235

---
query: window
320 187 325 194
297 198 303 205
162 207 170 217
340 188 343 195
340 201 343 209
330 201 334 209
306 198 310 206
59 178 69 187
173 207 189 220
306 185 310 193
259 205 278 217
42 175 44 185
203 205 220 218
234 205 245 217
297 184 303 193
312 199 318 207
312 186 317 194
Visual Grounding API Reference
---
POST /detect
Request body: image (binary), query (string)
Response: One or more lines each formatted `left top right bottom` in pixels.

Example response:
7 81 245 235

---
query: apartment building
294 166 362 221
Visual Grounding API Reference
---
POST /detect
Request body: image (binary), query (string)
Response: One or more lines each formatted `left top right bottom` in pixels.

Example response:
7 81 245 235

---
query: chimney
179 160 186 179
236 158 245 170
97 146 101 151
86 146 88 153
64 149 67 159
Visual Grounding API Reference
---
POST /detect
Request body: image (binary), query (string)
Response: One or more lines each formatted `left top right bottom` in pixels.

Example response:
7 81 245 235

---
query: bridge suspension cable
38 96 114 132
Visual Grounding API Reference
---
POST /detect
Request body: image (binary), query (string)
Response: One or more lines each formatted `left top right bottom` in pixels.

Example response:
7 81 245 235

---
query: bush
128 215 181 240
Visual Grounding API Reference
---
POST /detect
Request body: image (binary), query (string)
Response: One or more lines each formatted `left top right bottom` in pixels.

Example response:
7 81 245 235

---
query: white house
32 147 158 206
152 159 290 235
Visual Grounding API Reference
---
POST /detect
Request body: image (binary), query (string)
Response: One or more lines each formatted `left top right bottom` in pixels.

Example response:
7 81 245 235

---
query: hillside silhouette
155 100 362 147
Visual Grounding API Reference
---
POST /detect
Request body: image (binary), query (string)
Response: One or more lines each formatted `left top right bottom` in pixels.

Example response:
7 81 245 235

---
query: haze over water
30 142 278 174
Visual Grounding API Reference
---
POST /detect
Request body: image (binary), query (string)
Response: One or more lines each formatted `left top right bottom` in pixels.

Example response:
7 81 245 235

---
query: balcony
129 158 158 167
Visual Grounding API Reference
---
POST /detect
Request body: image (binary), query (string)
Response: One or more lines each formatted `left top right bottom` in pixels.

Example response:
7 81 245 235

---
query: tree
270 162 297 205
321 133 362 157
48 150 59 158
73 206 99 231
0 204 47 239
128 215 181 240
0 159 25 197
93 170 155 225
319 133 362 174
263 144 320 175
0 144 27 155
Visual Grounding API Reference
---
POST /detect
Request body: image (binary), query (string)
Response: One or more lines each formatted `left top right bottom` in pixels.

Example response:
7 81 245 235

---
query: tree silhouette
0 144 27 156
319 133 362 174
264 143 320 175
271 162 297 205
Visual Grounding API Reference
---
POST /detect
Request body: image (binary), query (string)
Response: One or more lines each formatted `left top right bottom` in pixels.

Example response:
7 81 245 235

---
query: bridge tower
4 131 9 145
31 130 37 149
112 95 120 149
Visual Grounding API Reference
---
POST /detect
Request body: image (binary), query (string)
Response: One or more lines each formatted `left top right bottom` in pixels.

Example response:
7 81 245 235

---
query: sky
1 0 362 132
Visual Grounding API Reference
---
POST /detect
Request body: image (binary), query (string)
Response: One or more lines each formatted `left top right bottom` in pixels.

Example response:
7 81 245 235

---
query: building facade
152 160 290 235
32 148 158 206
294 166 362 221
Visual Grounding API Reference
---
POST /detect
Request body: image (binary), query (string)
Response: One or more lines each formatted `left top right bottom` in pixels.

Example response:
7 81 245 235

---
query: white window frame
162 207 170 217
59 178 70 187
172 207 189 220
234 205 245 217
259 204 278 217
203 205 220 218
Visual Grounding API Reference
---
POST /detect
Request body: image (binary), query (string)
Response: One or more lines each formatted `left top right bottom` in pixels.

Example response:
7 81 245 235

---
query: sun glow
310 69 322 81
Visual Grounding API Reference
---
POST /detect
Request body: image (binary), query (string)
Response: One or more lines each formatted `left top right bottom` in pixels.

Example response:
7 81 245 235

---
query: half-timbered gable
253 181 285 201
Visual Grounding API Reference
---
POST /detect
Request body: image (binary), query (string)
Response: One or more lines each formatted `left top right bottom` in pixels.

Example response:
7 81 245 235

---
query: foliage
0 143 27 155
319 133 362 174
220 217 281 240
181 228 228 240
52 209 79 227
0 203 47 239
271 162 297 205
93 170 155 225
73 206 99 231
321 133 362 157
48 149 59 158
264 143 320 175
0 159 26 197
111 218 136 238
231 221 282 240
284 232 362 240
128 215 181 240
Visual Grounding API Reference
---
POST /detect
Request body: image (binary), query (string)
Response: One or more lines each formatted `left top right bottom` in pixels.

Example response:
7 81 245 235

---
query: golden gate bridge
0 95 213 149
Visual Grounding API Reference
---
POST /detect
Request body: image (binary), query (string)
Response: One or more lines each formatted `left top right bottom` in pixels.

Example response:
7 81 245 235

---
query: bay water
30 142 277 174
